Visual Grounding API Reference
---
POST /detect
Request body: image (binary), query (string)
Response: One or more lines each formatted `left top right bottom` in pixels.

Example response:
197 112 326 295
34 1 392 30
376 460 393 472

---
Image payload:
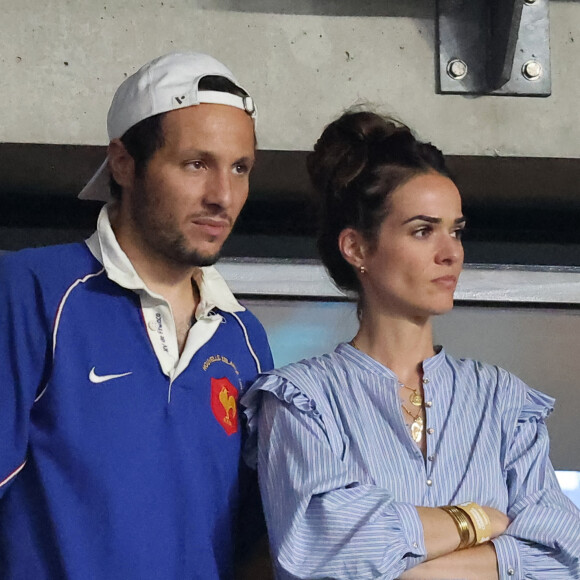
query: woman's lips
432 275 458 290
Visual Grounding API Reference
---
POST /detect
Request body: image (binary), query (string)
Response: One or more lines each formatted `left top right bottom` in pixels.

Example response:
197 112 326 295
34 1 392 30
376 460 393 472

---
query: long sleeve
492 385 580 579
243 346 580 580
254 380 426 580
0 254 51 497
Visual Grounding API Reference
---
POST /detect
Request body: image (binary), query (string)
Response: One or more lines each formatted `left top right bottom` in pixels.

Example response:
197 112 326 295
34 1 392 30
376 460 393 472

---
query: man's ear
338 227 367 269
107 139 135 191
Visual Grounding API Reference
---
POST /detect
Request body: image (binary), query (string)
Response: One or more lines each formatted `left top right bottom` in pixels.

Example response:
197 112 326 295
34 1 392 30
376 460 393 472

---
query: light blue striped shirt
242 343 580 579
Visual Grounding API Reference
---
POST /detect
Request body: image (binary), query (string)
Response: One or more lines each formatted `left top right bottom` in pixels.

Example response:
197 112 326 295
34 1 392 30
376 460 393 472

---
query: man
0 52 272 579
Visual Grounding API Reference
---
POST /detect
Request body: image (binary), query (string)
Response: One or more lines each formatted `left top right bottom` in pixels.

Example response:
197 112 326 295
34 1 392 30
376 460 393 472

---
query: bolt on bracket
437 0 551 96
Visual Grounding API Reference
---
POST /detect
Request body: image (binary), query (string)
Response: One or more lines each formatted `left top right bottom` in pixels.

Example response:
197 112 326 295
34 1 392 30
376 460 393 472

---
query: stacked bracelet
457 502 492 544
441 502 493 550
440 505 476 550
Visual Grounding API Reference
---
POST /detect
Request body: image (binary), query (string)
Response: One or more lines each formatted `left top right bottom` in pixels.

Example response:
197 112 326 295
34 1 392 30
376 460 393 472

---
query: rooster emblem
210 377 239 436
219 386 237 426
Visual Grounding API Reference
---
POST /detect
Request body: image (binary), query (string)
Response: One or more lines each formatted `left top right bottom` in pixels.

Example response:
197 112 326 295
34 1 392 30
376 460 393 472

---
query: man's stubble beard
130 181 223 268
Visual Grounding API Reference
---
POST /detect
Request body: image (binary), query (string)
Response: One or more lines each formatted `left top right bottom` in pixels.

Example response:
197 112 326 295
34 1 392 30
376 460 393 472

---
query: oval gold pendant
410 392 423 407
411 416 424 443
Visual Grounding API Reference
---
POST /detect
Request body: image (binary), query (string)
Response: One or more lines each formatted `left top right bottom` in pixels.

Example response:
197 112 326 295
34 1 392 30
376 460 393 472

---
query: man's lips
432 275 458 290
191 217 231 237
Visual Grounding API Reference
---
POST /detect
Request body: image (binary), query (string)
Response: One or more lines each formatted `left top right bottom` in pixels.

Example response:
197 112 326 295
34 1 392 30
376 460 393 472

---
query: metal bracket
437 0 551 96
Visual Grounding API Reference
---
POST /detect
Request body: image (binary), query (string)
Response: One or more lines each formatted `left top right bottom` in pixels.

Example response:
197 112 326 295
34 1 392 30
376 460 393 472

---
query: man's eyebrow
181 148 212 158
234 155 255 165
180 150 255 165
402 215 467 225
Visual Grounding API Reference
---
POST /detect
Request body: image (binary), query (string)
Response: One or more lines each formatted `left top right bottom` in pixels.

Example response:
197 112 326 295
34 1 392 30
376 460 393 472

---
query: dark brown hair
307 110 453 294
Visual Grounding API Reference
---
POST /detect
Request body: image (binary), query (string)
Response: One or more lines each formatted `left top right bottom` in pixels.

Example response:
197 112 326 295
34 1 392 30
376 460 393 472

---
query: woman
241 111 580 579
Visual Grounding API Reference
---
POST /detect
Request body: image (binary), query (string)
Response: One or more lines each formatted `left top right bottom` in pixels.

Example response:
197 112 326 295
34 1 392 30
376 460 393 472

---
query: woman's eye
413 227 431 238
453 228 465 240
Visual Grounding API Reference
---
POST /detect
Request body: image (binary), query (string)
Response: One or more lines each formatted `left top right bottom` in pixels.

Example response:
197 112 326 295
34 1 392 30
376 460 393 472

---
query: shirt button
422 378 430 384
412 542 418 548
427 455 435 461
507 569 515 576
426 479 433 486
427 427 434 435
147 320 158 330
425 401 433 407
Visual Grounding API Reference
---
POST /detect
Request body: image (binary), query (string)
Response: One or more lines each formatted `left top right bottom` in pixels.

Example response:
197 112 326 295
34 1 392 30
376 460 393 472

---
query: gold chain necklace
400 381 423 407
398 380 424 442
350 338 425 444
402 404 424 443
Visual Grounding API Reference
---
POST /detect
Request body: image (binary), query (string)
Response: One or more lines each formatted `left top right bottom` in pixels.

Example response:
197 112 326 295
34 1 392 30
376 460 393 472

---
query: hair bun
307 112 410 202
307 118 367 199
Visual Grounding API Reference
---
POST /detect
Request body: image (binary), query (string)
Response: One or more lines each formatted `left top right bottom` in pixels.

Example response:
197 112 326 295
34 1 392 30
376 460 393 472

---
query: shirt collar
337 342 446 379
85 204 245 315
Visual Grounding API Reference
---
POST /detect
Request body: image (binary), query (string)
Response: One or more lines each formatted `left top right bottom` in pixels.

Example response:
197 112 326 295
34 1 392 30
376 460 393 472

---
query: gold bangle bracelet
450 506 476 549
440 505 476 550
457 502 492 544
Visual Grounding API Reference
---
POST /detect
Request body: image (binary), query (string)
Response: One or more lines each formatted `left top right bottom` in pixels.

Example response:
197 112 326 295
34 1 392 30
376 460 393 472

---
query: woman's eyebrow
402 215 467 225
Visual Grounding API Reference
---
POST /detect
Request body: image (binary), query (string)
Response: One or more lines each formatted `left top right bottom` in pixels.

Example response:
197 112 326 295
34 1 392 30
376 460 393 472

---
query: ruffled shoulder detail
241 360 341 468
242 371 323 437
518 386 555 424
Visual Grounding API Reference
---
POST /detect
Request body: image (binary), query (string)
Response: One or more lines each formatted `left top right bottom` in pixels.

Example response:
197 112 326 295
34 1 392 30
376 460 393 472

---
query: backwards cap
79 52 256 202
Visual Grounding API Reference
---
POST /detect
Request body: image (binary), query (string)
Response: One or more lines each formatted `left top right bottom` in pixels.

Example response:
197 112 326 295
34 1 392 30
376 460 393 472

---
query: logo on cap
210 377 239 436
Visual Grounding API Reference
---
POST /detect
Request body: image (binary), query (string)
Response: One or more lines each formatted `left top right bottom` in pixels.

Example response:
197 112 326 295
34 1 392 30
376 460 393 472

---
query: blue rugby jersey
0 207 273 579
242 343 580 580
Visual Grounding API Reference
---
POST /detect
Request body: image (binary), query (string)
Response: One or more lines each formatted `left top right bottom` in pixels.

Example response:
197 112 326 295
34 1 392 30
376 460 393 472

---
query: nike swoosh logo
89 367 133 384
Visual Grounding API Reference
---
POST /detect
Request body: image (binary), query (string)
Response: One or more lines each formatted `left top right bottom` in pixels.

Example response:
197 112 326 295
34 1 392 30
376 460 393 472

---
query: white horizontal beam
216 259 580 304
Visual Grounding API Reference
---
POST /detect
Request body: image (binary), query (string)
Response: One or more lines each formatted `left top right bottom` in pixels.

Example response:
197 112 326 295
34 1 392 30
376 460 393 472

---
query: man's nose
204 168 233 209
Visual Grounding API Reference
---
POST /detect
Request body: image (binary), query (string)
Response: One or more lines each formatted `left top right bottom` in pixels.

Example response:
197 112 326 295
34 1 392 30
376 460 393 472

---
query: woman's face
358 171 465 320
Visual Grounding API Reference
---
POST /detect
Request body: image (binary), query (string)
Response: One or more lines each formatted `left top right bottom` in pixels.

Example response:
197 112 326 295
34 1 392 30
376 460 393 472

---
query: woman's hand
403 506 509 580
399 543 500 580
416 505 510 562
482 506 510 538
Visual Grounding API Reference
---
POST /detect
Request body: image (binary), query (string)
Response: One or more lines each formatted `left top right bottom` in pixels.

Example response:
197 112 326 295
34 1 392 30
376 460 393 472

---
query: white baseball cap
79 52 256 202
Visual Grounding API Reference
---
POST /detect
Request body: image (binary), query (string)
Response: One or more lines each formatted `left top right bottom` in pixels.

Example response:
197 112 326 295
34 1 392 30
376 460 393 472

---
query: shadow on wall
199 0 434 18
201 0 580 16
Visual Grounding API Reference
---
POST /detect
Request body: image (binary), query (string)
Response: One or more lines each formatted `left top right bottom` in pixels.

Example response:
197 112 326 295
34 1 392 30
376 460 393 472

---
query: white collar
85 204 244 316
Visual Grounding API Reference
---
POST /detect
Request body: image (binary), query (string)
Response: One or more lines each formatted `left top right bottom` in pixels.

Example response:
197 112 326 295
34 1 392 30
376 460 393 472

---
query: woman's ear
338 228 367 269
107 139 136 192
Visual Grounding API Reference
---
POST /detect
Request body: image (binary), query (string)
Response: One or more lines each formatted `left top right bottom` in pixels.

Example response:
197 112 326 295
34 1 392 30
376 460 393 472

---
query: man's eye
187 160 205 170
233 163 249 175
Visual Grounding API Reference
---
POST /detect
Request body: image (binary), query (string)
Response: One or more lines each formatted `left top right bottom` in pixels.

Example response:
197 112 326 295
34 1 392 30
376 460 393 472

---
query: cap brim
78 159 113 202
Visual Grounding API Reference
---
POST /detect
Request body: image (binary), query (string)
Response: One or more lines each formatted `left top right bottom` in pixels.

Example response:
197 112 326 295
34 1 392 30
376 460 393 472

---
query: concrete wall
1 0 578 157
